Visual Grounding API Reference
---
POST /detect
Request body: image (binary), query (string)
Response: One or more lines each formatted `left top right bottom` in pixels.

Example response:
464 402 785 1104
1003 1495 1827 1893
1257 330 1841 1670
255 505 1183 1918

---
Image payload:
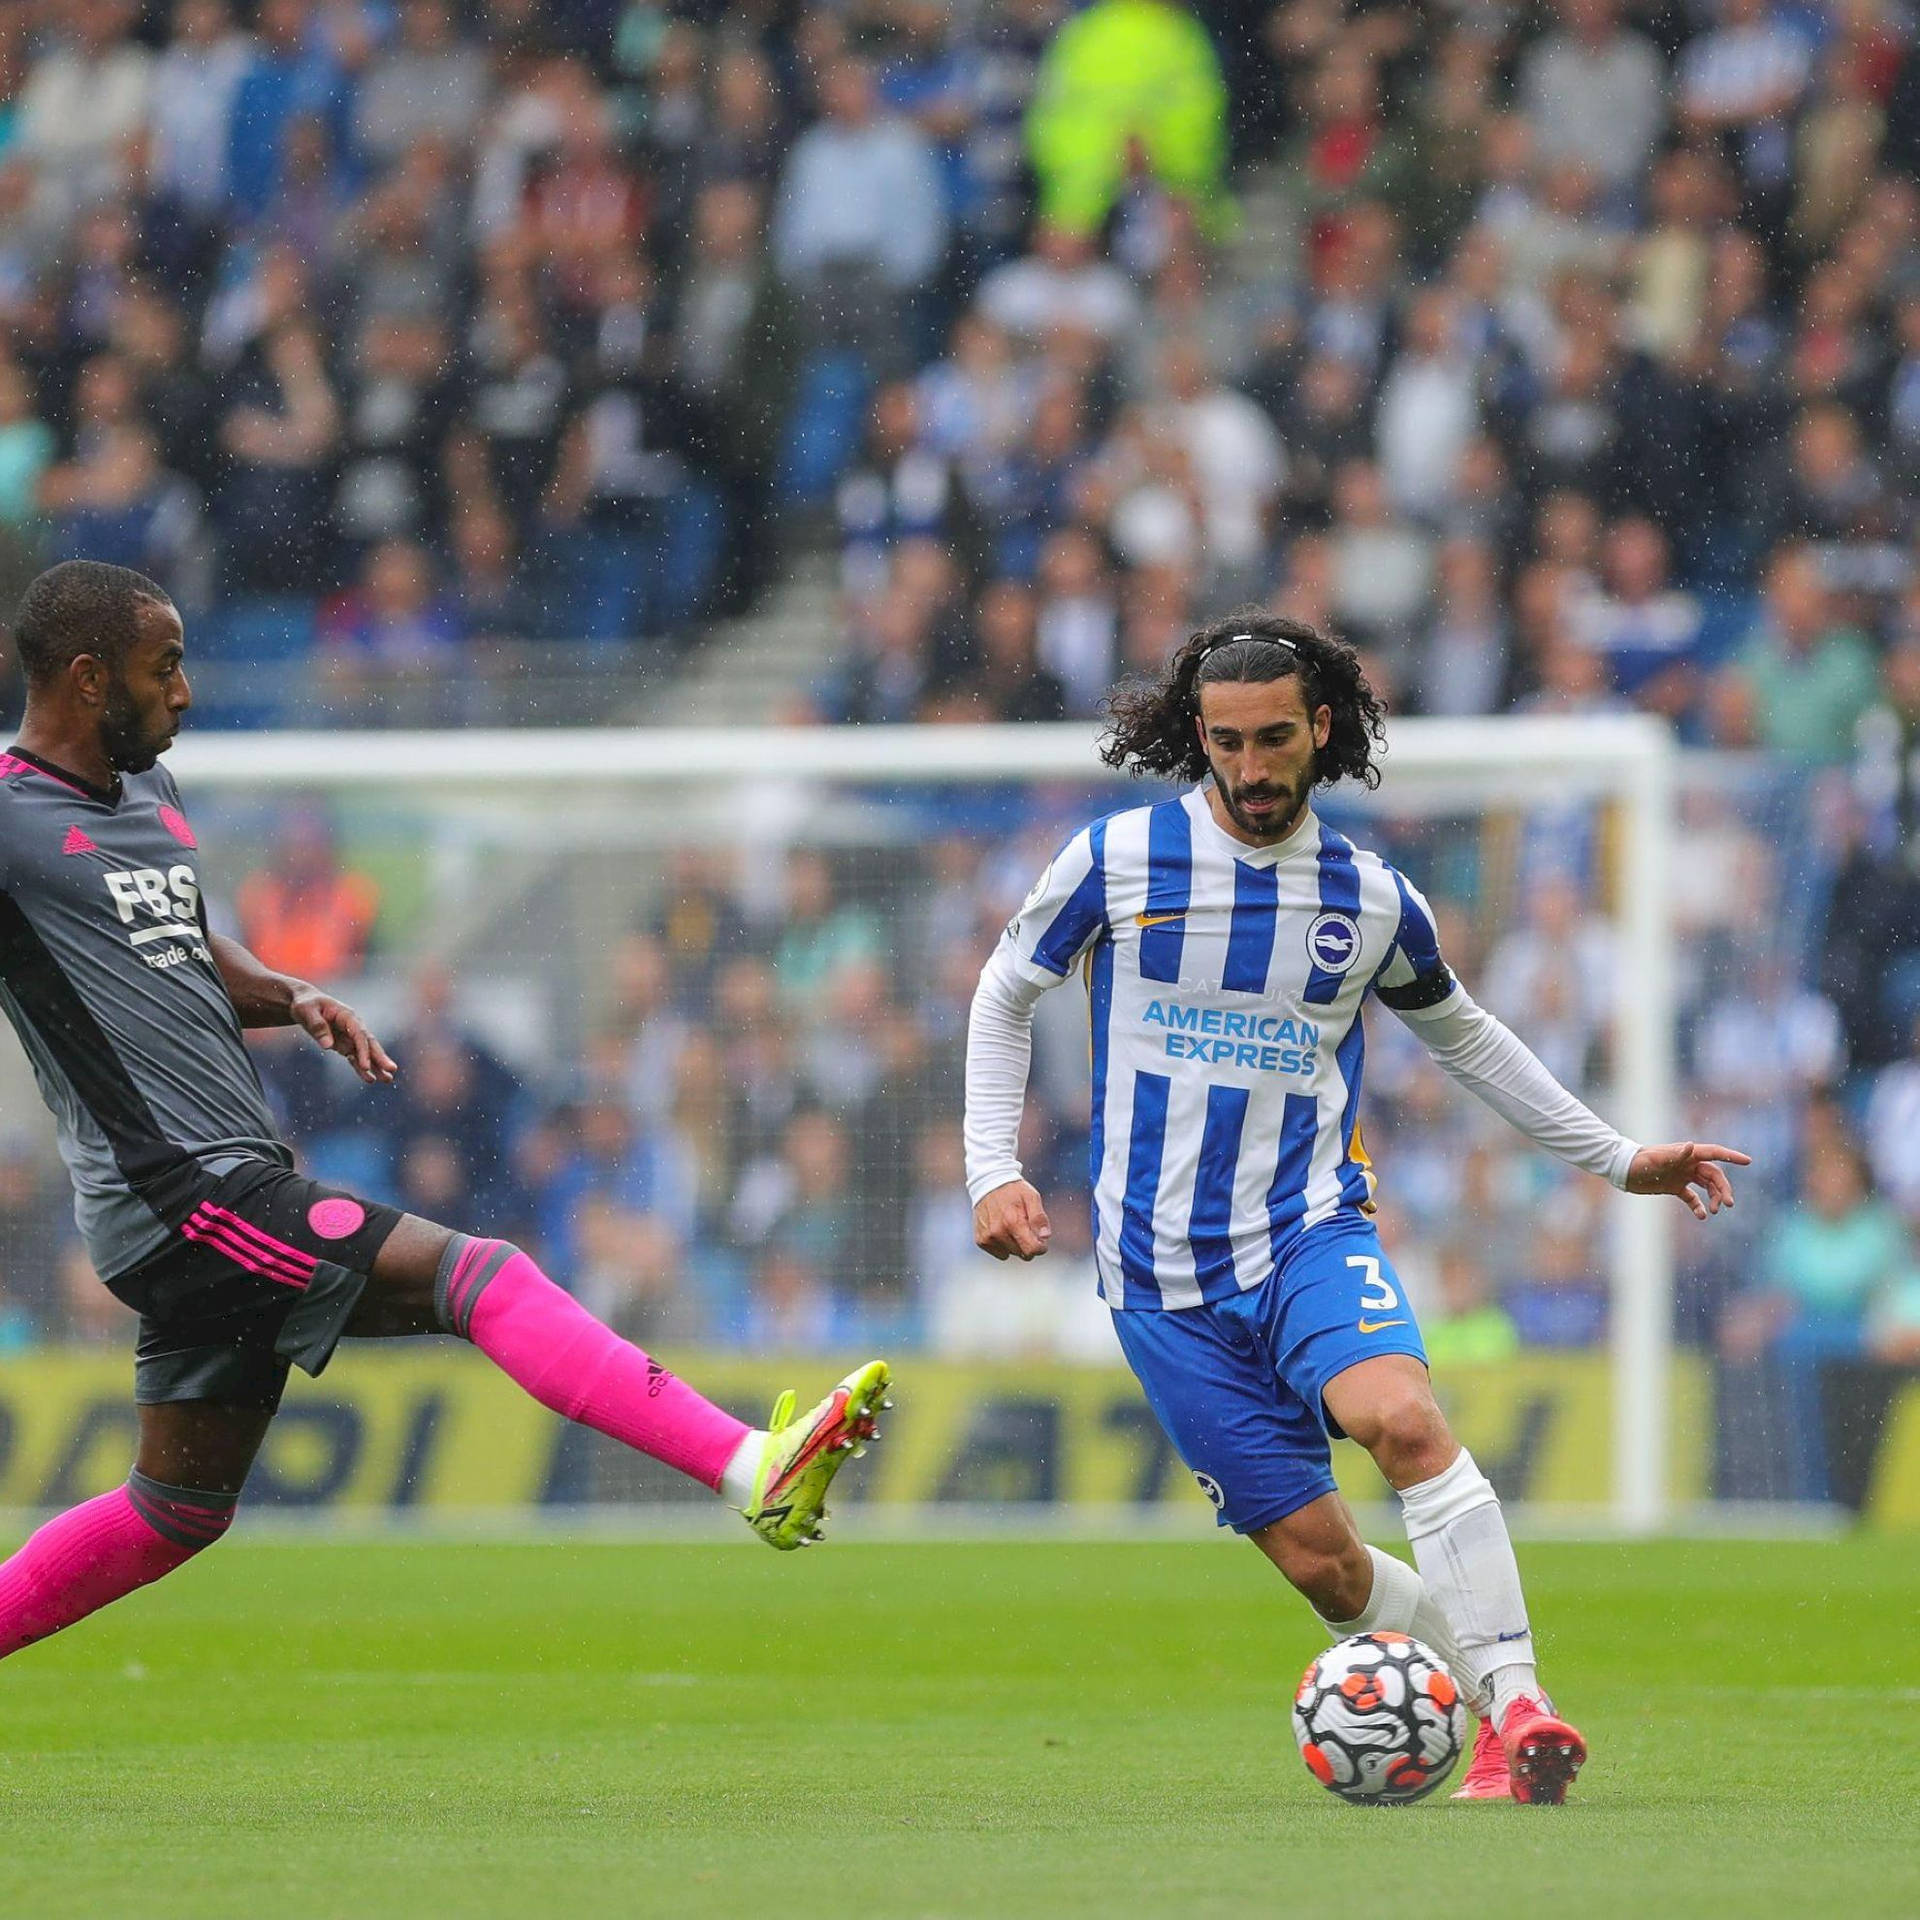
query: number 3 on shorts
1347 1253 1398 1314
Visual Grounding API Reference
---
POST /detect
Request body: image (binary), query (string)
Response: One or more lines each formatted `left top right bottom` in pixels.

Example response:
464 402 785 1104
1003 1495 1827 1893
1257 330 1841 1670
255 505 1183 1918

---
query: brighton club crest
1305 911 1360 974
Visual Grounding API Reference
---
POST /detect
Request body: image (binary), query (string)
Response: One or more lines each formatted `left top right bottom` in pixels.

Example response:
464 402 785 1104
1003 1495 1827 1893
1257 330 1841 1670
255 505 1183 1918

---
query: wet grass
0 1536 1913 1918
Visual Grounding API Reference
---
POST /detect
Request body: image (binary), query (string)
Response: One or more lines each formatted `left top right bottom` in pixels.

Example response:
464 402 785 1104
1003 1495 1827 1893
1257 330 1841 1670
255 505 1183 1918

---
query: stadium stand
3 0 1920 1503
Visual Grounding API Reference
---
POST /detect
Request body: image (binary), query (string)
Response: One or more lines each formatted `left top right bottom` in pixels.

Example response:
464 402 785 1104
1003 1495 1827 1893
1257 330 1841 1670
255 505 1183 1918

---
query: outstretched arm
208 932 398 1085
1397 988 1746 1217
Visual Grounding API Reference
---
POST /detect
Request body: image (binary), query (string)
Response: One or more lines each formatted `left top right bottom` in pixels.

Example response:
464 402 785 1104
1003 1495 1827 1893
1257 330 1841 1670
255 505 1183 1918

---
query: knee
1343 1387 1456 1490
431 1233 523 1338
126 1472 238 1558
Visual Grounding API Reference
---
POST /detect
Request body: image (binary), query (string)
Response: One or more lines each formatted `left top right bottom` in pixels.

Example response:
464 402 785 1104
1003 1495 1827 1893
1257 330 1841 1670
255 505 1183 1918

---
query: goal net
0 717 1691 1534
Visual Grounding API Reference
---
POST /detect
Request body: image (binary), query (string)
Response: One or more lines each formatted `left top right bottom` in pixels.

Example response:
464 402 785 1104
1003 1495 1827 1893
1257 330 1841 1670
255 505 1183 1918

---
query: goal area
133 714 1682 1535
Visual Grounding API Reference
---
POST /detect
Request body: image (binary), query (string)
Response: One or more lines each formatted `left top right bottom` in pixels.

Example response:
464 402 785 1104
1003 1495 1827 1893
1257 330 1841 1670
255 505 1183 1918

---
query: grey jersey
0 748 286 1278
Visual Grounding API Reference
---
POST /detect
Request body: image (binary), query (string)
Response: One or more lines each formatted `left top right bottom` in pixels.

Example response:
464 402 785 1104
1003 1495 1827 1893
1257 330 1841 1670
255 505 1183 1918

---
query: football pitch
0 1534 1913 1919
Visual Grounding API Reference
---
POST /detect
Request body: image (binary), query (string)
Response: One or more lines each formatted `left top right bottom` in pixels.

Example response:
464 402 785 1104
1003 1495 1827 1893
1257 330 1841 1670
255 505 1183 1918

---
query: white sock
1398 1449 1540 1722
1314 1545 1488 1715
719 1430 768 1508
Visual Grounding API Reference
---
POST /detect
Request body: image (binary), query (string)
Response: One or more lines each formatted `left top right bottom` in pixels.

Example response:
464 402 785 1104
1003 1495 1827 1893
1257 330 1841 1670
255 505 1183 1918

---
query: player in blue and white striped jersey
964 616 1749 1805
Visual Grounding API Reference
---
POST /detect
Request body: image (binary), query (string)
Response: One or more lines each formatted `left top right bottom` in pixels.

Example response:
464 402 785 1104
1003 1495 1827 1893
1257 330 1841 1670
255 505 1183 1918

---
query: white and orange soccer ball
1292 1632 1469 1805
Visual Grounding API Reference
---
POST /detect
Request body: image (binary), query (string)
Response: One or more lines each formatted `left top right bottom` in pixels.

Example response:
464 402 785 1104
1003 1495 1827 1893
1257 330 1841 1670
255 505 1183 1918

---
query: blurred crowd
0 0 1917 736
1 0 1920 1501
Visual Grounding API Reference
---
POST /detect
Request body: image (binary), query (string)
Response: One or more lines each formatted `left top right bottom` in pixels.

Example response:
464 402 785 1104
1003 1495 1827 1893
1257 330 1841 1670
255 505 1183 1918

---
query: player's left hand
290 987 398 1085
1624 1140 1750 1219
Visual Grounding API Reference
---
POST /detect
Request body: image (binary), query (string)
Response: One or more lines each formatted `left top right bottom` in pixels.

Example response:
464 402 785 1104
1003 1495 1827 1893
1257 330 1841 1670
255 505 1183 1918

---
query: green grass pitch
0 1534 1914 1919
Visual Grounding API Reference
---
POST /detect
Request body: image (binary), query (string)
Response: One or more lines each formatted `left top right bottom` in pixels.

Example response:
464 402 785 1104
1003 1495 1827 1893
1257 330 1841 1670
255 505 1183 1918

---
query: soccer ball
1292 1632 1469 1805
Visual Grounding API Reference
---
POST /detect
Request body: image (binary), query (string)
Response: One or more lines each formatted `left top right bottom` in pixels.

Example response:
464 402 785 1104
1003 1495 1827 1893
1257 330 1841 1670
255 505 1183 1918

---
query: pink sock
436 1237 751 1490
0 1475 235 1660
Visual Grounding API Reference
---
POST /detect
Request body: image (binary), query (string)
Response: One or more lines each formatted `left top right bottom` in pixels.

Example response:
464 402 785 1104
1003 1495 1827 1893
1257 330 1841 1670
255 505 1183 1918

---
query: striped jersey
999 784 1458 1312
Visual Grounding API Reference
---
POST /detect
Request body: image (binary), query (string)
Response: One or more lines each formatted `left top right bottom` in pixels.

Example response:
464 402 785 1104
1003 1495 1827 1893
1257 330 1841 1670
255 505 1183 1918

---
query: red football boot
1498 1695 1587 1805
1450 1717 1513 1800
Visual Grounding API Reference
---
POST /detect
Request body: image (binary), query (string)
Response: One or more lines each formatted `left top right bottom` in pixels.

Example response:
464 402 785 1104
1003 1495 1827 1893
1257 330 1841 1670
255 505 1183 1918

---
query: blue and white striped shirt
981 787 1465 1311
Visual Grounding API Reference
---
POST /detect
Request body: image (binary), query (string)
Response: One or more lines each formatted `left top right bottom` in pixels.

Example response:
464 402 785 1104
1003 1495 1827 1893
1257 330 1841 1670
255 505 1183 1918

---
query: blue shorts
1110 1214 1428 1535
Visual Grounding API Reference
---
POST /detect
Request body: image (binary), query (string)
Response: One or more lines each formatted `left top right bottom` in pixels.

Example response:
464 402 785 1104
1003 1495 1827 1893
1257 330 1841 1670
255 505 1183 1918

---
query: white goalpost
168 713 1679 1533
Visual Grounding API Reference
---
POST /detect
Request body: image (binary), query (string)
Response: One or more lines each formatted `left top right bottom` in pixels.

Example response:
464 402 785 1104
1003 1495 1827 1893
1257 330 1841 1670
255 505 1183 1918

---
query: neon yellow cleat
741 1359 892 1550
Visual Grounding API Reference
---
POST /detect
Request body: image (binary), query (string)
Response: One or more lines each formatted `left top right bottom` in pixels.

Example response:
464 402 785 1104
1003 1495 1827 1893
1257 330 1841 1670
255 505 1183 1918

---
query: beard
1219 771 1310 840
100 682 168 774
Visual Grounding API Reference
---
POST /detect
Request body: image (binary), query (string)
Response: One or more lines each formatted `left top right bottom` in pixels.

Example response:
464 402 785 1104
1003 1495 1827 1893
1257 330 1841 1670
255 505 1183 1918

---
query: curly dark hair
1099 611 1387 789
12 560 173 690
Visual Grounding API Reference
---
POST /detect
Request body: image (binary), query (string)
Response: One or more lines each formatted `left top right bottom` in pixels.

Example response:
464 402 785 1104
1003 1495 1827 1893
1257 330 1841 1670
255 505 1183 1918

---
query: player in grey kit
0 562 887 1663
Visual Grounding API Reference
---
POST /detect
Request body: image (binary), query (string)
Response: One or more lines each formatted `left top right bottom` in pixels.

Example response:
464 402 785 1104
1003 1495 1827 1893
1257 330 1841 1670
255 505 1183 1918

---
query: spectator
12 0 152 238
967 576 1068 721
447 285 570 544
148 0 253 223
1864 1016 1920 1224
1626 145 1728 368
0 359 53 529
916 311 1034 473
732 1107 857 1350
1034 525 1118 717
525 90 649 311
1483 876 1616 1090
967 375 1089 580
646 847 750 1020
0 1139 60 1339
1679 0 1813 245
40 422 213 615
603 931 689 1127
1328 458 1433 662
1720 1136 1904 1499
1517 0 1668 198
1791 37 1888 260
1375 287 1477 525
836 382 973 606
333 314 456 551
574 1201 693 1344
1422 1244 1522 1368
226 0 353 227
533 1080 697 1276
692 44 788 194
975 222 1140 346
210 278 341 595
1692 955 1845 1183
1025 0 1227 239
235 806 381 982
772 53 948 368
1568 515 1706 719
315 537 465 721
1720 543 1880 758
818 582 941 725
354 0 493 166
770 852 884 1018
1153 334 1285 597
1279 44 1414 267
1417 535 1510 717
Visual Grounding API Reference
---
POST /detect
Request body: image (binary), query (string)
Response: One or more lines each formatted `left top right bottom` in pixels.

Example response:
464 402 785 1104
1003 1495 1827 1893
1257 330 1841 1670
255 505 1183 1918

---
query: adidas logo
62 826 97 857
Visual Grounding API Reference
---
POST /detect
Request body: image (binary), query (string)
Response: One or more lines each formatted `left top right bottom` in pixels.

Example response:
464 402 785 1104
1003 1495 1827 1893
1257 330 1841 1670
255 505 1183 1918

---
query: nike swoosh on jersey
1134 911 1186 929
1356 1317 1408 1334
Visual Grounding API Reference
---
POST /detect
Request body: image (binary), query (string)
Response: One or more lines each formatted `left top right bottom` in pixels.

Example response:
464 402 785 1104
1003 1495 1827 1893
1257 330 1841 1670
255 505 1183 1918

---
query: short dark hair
10 561 175 689
1099 610 1387 789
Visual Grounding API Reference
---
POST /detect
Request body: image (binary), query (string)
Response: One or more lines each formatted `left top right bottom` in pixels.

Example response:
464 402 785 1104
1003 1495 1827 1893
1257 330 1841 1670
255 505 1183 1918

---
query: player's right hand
974 1180 1052 1261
